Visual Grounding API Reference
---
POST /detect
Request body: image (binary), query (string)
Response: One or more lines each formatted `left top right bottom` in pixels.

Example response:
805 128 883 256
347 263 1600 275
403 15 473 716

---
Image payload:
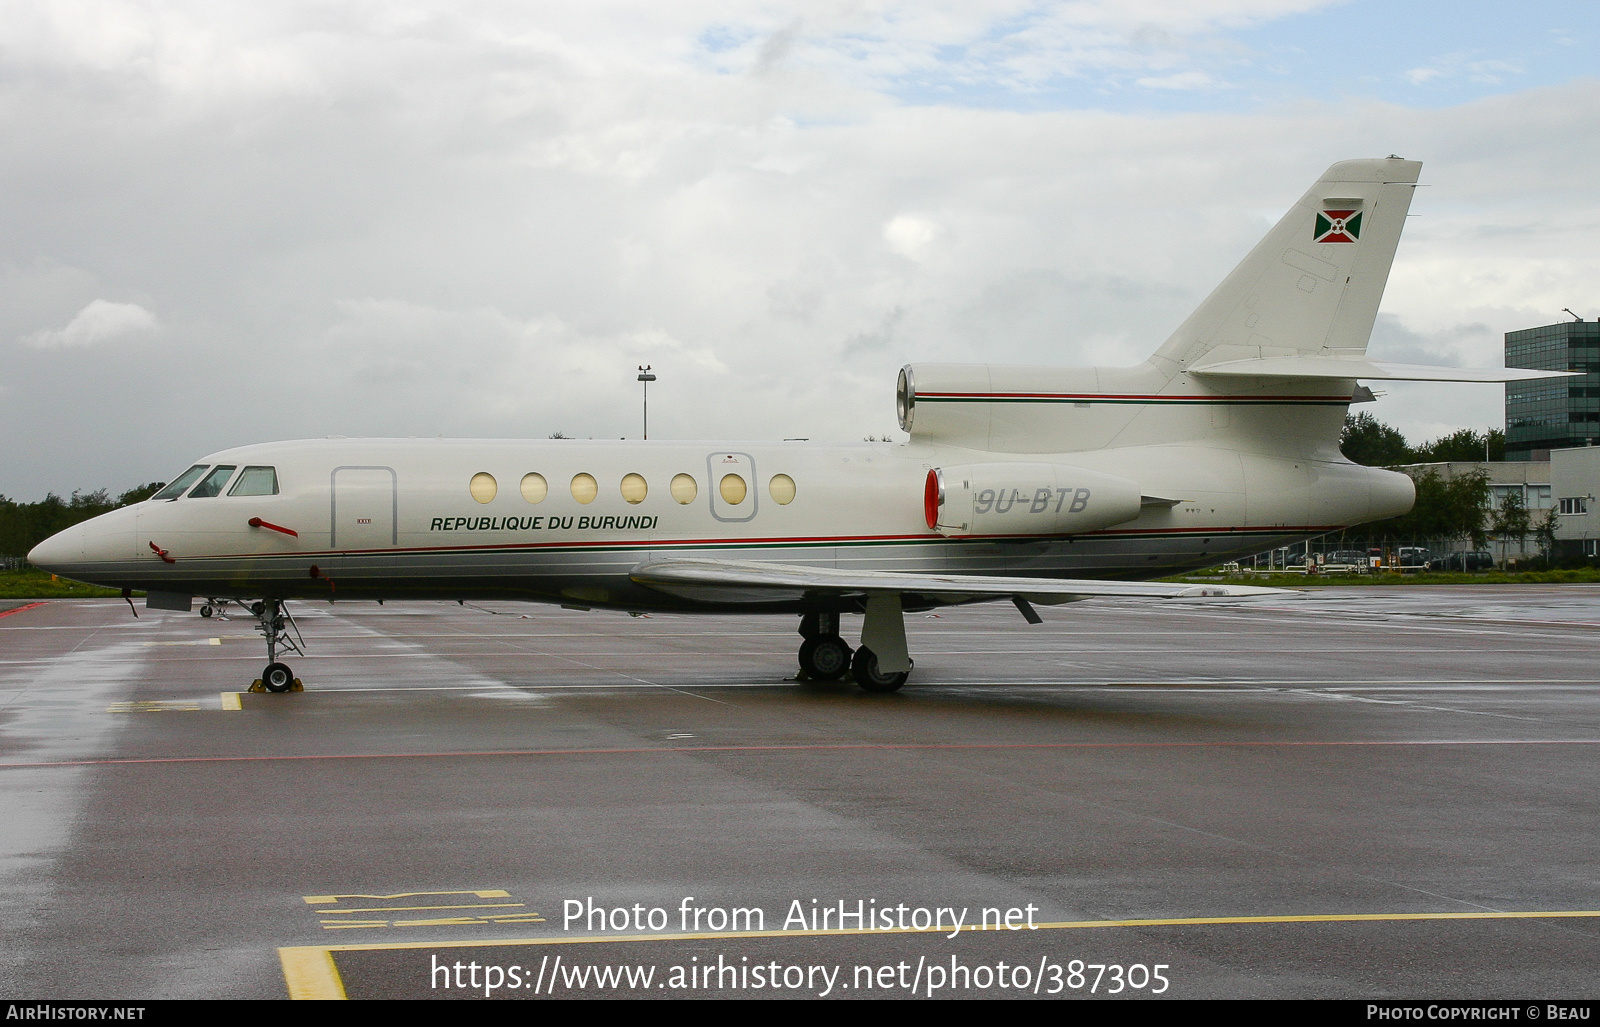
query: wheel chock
290 679 304 692
248 680 265 693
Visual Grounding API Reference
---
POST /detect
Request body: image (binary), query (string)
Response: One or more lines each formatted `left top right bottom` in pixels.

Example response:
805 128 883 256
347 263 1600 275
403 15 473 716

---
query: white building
1395 461 1552 562
1550 446 1600 559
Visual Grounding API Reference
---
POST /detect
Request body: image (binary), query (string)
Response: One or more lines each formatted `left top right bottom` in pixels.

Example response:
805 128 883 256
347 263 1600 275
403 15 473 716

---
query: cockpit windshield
227 466 279 496
187 465 238 499
149 465 209 501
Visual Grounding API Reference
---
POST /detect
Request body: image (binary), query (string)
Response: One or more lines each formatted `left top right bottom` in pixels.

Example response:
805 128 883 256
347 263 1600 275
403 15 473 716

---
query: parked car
1320 550 1373 572
1431 550 1495 572
1396 547 1434 569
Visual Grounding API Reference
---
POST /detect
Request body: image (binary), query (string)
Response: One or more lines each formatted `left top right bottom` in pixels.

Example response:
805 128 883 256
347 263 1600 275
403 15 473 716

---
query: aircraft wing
629 558 1289 605
1187 355 1575 383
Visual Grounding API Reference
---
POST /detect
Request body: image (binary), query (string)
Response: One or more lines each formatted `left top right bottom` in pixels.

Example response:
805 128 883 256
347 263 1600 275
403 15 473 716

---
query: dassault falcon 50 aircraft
29 158 1567 694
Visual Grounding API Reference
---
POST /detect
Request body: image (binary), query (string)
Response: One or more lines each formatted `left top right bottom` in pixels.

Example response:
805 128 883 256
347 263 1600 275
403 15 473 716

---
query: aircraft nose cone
27 528 81 573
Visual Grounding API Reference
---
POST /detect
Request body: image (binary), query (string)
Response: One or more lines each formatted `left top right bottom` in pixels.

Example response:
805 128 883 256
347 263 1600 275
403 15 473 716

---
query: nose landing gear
247 598 305 693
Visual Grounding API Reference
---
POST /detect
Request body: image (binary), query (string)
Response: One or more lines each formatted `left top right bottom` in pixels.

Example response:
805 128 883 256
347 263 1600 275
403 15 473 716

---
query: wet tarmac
1 586 1597 999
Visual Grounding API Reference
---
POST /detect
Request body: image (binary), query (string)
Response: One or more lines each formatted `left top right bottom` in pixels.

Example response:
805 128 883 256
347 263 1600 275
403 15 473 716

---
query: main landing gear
851 646 910 693
797 608 913 693
798 613 853 681
247 598 305 694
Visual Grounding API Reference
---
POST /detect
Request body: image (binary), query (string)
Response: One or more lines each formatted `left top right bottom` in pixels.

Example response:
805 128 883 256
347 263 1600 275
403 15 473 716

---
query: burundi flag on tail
1315 209 1362 243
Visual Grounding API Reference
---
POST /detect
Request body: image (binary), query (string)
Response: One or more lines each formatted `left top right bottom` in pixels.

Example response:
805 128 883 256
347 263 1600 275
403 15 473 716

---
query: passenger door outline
330 466 398 548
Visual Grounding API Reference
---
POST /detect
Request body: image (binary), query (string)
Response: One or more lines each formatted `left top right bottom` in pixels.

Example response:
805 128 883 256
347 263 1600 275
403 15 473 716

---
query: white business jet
28 158 1566 694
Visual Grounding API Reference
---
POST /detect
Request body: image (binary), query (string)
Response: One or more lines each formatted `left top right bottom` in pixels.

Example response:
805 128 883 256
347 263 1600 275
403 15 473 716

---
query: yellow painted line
221 692 242 711
210 638 222 645
304 889 510 904
279 945 347 1000
318 902 526 914
279 907 1600 998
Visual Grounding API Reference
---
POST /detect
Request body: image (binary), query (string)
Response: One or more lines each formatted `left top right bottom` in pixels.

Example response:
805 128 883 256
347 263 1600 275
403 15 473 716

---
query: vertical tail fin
1151 157 1422 373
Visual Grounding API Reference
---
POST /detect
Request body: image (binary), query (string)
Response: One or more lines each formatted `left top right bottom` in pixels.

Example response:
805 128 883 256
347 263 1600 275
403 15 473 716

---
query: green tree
0 483 166 559
1351 468 1490 547
117 482 165 505
1413 427 1505 462
1341 413 1413 466
1537 507 1561 557
1491 487 1531 564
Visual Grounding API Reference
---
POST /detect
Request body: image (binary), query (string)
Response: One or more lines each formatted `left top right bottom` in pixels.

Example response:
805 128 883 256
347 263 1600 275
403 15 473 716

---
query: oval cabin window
670 473 697 505
719 473 747 505
769 474 796 505
620 473 648 504
570 473 598 504
470 472 497 504
520 472 547 504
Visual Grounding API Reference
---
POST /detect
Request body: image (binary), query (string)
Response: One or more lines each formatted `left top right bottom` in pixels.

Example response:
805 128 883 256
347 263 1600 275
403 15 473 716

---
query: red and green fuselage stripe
917 392 1351 406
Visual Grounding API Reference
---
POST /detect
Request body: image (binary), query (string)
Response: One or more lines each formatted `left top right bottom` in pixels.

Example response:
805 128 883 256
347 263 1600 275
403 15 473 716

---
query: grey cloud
0 4 1597 499
22 299 159 349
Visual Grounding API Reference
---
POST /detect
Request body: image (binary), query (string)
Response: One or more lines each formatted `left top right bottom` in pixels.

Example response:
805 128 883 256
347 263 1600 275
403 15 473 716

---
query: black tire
799 635 852 680
852 646 910 693
200 605 213 618
262 662 295 693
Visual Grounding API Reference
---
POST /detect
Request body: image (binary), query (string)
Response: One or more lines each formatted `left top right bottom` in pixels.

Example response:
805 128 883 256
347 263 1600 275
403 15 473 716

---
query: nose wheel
258 661 301 693
199 598 232 620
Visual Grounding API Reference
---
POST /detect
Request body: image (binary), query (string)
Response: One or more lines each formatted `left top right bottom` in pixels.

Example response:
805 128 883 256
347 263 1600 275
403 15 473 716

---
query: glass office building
1505 320 1600 461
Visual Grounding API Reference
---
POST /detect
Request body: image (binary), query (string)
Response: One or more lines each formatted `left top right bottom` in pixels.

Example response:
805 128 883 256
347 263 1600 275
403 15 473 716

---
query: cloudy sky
2 0 1597 499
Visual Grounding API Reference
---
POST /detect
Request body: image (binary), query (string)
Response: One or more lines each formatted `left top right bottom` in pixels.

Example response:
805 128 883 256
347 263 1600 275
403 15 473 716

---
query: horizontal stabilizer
1188 355 1575 383
631 558 1288 604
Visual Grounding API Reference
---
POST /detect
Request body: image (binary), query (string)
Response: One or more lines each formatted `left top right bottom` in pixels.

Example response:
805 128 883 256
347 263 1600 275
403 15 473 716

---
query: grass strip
0 569 134 599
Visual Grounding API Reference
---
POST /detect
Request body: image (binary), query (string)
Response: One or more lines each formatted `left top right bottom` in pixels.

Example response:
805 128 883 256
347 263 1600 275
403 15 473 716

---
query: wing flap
630 558 1288 602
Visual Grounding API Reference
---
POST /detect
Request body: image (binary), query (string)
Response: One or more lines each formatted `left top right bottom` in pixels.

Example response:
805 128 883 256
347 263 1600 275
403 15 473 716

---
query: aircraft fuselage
32 434 1406 613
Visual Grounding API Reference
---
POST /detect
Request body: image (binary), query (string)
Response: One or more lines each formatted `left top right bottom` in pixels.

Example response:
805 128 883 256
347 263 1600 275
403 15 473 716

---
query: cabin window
769 474 796 505
228 466 279 497
150 465 209 501
187 465 238 499
719 473 747 505
670 473 697 505
520 472 548 504
470 472 497 504
620 473 647 504
571 473 598 504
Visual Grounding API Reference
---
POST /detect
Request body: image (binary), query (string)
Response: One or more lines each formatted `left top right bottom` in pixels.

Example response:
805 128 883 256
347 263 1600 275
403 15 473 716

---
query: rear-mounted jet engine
924 464 1142 537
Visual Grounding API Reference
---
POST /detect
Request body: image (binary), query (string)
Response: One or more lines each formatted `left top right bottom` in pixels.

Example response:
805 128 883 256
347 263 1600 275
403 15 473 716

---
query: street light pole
637 365 656 440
